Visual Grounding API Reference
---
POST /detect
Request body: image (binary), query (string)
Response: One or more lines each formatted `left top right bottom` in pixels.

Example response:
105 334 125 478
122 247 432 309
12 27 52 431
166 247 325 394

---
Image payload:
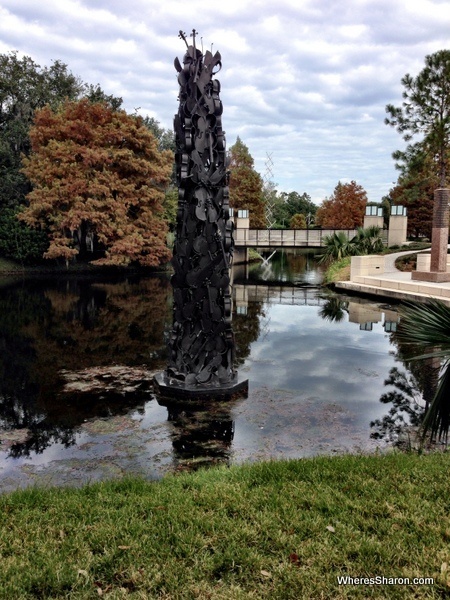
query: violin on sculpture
154 30 248 401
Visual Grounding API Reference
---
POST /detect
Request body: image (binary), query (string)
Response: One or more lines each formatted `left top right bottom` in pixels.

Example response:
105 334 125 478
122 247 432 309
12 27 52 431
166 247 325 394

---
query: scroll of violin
167 29 236 388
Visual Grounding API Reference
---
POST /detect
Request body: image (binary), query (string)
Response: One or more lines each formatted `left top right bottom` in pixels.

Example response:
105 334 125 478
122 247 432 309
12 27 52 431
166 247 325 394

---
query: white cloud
0 0 449 203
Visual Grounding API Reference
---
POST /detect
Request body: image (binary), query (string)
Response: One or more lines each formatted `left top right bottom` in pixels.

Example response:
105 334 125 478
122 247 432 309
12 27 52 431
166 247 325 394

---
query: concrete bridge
234 227 359 248
231 206 407 263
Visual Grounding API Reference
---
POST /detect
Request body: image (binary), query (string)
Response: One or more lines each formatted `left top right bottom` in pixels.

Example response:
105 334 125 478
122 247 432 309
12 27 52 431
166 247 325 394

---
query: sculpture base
412 270 450 283
153 371 248 403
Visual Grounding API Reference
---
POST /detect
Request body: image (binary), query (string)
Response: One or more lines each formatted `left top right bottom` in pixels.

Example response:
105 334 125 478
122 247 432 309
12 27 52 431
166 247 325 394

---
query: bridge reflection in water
232 282 400 334
234 284 327 307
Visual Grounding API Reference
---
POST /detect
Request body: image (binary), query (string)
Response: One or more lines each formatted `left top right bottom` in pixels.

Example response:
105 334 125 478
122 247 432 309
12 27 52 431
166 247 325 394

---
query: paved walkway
335 247 450 306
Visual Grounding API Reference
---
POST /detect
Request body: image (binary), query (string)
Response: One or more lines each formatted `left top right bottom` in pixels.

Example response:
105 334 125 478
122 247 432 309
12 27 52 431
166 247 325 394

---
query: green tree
143 116 175 153
228 137 265 228
270 191 290 228
20 99 173 267
162 185 178 231
289 213 307 229
316 181 367 228
84 84 123 111
0 52 122 213
282 191 317 222
385 49 450 187
386 143 436 239
143 116 176 192
270 190 316 228
0 208 48 264
0 52 84 209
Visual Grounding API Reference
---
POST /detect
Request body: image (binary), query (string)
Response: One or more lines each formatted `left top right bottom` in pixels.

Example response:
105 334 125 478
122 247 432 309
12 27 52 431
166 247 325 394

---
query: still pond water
0 250 428 492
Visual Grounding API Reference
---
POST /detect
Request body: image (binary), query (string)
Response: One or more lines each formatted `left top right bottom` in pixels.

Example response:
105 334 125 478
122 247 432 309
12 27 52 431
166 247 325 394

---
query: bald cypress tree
228 137 265 228
21 99 173 267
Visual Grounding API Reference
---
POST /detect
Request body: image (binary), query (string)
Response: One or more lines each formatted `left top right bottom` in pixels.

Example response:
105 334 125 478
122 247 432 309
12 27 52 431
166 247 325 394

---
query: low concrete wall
416 253 450 272
350 255 385 280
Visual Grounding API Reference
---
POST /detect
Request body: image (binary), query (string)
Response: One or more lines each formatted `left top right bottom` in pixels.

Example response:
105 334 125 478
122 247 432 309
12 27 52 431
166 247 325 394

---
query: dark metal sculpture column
154 30 248 401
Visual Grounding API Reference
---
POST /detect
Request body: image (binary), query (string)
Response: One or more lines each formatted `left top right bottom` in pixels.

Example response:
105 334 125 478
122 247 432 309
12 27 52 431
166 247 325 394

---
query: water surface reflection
0 251 433 491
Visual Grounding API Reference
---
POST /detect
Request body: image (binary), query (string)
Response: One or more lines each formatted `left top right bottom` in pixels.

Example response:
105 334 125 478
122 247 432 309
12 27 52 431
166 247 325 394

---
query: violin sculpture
158 29 245 397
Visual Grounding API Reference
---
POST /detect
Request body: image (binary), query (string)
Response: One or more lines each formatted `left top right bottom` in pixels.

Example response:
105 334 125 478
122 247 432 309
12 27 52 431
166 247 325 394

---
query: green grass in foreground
1 453 450 599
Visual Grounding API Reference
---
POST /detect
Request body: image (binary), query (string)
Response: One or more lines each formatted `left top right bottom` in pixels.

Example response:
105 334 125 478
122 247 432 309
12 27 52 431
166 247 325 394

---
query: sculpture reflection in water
165 402 235 470
154 30 248 400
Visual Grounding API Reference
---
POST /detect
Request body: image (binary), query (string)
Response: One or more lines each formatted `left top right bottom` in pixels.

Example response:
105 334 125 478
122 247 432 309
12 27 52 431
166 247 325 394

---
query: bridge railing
234 228 358 247
234 284 327 306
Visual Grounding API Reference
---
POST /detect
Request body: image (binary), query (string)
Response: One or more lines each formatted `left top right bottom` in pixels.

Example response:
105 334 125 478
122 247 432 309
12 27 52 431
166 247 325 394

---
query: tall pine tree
385 49 450 187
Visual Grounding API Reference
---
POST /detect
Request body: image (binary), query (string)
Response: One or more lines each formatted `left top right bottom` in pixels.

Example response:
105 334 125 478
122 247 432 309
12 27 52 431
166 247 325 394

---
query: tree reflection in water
0 277 265 461
395 300 450 446
0 276 171 457
317 294 447 448
157 399 235 471
318 296 349 323
371 300 448 448
370 366 429 448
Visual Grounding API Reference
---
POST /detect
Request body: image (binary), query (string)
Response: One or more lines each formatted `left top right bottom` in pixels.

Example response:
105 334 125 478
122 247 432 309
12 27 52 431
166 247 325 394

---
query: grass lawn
1 453 449 599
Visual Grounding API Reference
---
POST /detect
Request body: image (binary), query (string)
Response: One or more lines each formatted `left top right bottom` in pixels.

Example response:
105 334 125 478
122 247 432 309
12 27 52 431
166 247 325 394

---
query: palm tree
318 227 384 264
318 232 357 264
352 226 384 254
397 300 450 443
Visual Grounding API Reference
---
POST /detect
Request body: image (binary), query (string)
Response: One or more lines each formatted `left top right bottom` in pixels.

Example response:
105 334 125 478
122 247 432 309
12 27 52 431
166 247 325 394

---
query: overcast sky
1 0 449 204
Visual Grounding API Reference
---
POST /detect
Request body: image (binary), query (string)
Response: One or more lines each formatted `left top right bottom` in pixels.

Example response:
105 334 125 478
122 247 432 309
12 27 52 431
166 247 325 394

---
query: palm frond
397 299 450 442
421 362 450 443
398 300 450 351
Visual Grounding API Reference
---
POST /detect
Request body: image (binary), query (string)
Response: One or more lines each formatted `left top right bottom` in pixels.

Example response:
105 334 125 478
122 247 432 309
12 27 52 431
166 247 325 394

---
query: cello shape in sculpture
154 30 248 400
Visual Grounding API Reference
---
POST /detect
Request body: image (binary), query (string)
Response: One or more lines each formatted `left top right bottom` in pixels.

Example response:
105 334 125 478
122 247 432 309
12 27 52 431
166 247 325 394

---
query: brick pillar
430 188 450 272
412 187 450 282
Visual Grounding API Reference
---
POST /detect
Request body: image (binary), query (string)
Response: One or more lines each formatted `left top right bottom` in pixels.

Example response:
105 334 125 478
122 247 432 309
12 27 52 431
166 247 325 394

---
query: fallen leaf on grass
78 569 88 577
260 570 272 578
118 545 131 550
289 553 301 566
326 525 335 533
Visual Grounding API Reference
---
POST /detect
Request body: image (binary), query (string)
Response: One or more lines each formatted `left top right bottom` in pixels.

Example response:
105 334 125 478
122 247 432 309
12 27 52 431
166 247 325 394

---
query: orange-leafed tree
20 99 173 267
316 181 367 228
228 137 265 228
